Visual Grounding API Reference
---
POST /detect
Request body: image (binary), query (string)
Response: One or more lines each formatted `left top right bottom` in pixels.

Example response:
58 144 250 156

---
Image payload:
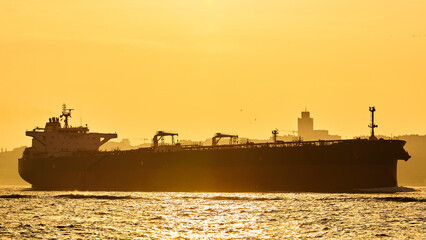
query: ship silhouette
18 105 410 192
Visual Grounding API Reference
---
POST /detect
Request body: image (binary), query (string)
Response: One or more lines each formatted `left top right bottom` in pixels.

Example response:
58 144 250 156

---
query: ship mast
272 128 279 143
60 104 74 128
368 106 378 141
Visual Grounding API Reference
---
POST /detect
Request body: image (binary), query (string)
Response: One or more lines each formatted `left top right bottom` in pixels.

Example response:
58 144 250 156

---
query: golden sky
1 0 425 149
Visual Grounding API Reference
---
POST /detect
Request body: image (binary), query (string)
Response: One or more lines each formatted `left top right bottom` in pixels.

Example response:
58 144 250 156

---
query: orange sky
1 0 425 149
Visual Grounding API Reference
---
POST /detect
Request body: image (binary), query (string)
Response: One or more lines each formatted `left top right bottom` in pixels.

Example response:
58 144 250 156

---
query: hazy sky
1 0 425 149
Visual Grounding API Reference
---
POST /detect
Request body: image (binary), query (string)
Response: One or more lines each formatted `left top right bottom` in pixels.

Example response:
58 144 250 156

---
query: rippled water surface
0 186 425 239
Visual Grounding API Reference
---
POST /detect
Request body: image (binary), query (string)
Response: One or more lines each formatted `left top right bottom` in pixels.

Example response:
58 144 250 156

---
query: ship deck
131 138 402 152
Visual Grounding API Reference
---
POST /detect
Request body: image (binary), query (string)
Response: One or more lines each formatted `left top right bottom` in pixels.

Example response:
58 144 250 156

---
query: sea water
0 186 424 239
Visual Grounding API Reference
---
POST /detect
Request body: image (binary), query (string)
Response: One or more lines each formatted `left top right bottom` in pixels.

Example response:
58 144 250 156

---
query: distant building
298 111 314 138
297 110 341 141
101 138 133 151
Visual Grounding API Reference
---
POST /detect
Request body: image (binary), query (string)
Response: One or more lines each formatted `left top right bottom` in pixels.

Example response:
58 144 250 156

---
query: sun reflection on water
0 187 424 239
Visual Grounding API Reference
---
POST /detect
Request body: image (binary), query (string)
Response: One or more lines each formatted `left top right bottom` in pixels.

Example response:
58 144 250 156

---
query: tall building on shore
298 110 341 141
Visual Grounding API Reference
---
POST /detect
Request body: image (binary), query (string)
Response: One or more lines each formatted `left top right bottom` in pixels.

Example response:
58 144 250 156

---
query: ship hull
18 140 410 192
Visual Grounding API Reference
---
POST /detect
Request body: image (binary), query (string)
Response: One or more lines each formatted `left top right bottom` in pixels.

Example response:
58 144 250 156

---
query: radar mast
60 104 74 128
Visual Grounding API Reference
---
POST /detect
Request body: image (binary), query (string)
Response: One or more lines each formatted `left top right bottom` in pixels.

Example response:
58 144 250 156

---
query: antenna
272 128 279 143
60 103 74 128
368 106 378 140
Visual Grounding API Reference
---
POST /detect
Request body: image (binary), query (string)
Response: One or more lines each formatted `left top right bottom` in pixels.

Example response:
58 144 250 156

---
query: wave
373 197 426 203
352 186 418 193
0 194 32 199
55 194 139 200
181 196 285 201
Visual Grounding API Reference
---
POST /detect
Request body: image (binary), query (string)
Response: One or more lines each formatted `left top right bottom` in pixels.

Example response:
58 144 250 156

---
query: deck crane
153 131 178 149
212 133 238 146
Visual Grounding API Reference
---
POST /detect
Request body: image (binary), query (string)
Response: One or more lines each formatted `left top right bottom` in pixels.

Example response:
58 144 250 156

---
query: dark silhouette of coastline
0 146 27 185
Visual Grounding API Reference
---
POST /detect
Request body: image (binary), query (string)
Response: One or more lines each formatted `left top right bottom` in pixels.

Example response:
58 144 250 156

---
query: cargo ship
18 105 410 192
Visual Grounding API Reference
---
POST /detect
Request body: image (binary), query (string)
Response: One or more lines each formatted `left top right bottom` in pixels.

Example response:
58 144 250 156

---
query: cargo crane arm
99 133 118 147
212 133 238 146
153 131 178 149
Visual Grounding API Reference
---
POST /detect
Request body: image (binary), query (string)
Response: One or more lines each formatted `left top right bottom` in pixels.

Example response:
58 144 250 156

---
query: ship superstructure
18 105 410 192
24 104 117 157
